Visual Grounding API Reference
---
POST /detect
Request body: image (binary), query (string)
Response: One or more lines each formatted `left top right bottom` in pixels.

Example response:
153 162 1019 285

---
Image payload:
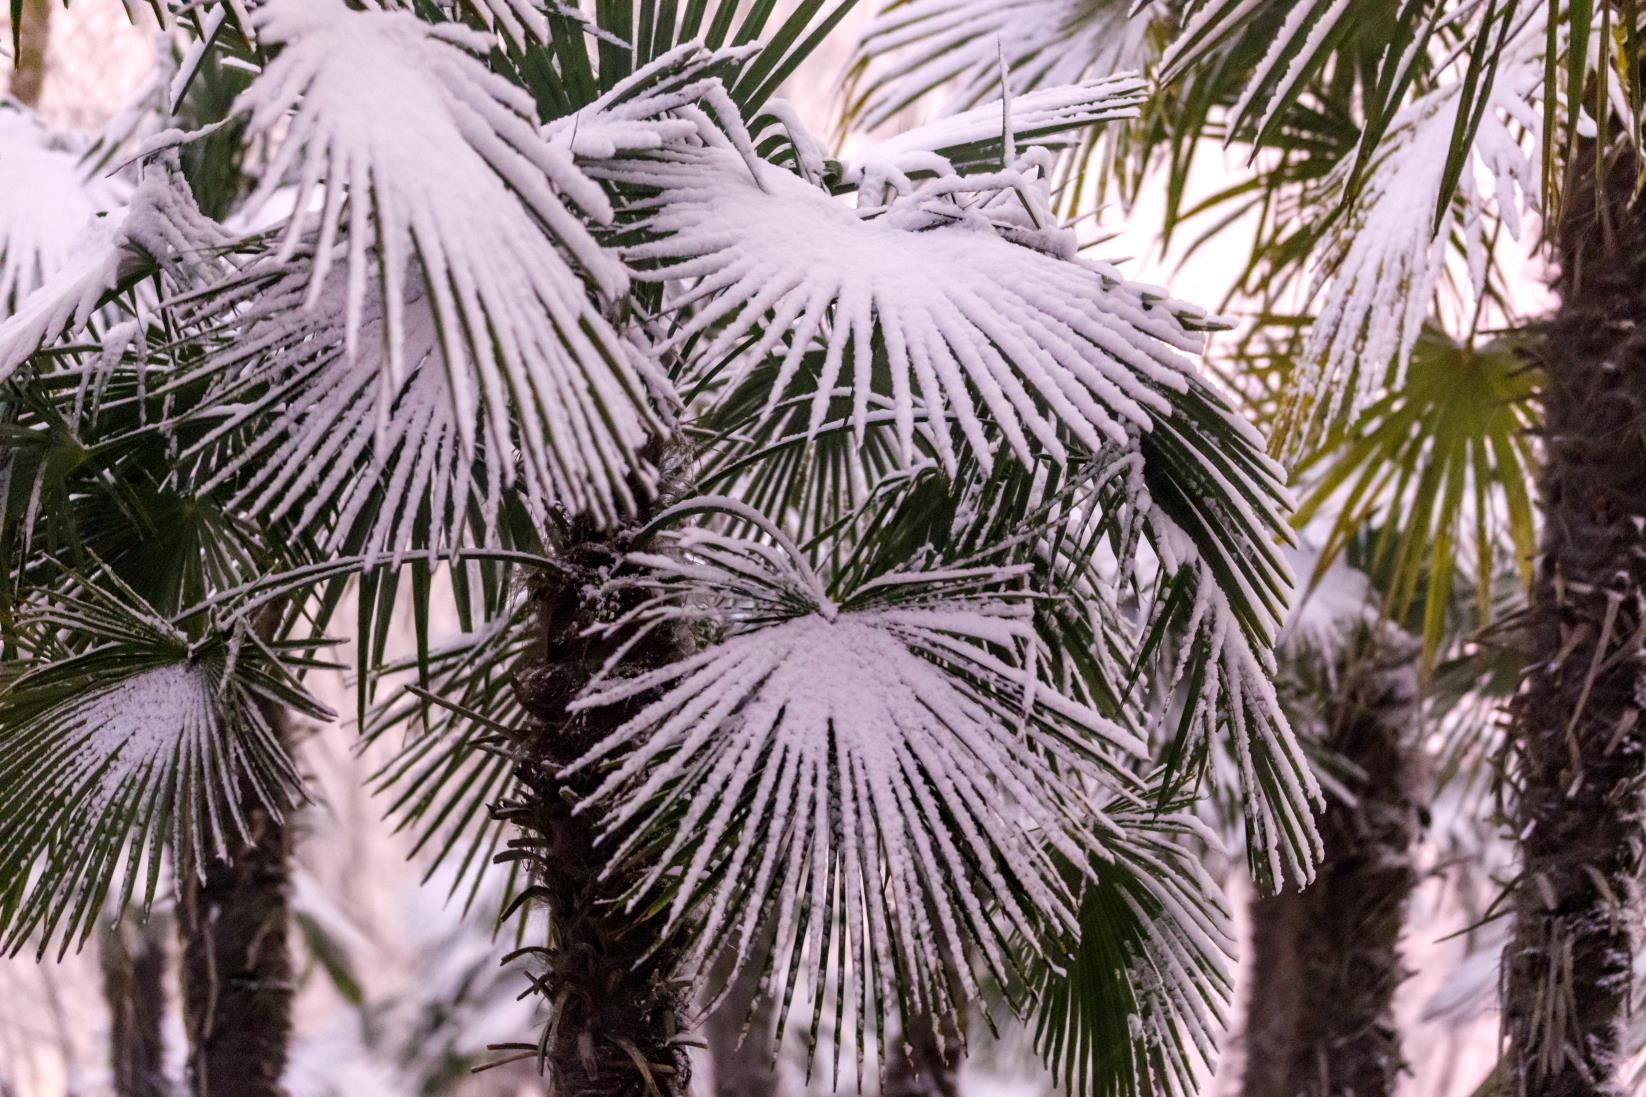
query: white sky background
0 2 1525 1094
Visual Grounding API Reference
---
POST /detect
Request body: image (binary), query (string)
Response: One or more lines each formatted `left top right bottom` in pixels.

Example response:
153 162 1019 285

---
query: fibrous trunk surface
1504 143 1646 1097
505 513 691 1097
178 738 294 1097
1241 626 1420 1097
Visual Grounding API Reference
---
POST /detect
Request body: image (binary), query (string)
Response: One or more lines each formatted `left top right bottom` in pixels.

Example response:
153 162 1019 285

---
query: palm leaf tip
558 515 1149 1054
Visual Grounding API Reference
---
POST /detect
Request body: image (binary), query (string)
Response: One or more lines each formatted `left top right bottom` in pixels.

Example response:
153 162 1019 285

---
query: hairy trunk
102 915 171 1097
9 0 50 107
1503 143 1646 1097
177 712 294 1097
1241 625 1420 1097
504 510 691 1097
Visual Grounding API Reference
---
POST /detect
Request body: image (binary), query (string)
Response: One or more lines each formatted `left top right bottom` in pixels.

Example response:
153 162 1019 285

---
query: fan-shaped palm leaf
1294 325 1538 669
223 0 666 520
602 140 1223 482
561 502 1149 1057
1275 12 1544 456
0 570 332 958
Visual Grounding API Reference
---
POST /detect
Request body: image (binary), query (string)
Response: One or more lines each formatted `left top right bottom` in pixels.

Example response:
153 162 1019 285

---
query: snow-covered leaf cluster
561 508 1151 1045
0 575 328 957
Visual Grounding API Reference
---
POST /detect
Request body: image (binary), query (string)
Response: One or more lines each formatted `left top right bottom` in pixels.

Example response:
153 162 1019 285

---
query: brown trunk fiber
1502 142 1646 1097
1240 625 1420 1097
177 710 294 1097
503 510 691 1097
102 916 171 1097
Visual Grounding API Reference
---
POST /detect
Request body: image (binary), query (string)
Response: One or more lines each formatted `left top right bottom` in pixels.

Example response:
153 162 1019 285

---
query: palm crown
0 2 1334 1094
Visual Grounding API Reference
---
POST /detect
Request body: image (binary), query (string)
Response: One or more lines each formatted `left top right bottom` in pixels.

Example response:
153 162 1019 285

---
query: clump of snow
0 102 129 310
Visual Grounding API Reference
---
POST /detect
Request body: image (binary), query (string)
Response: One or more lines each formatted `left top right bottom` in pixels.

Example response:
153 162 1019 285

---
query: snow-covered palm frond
562 504 1149 1053
224 0 666 520
171 243 655 554
839 76 1151 185
1277 11 1545 459
601 138 1223 483
0 572 331 957
0 103 129 312
0 155 226 383
1032 807 1233 1097
845 0 1163 131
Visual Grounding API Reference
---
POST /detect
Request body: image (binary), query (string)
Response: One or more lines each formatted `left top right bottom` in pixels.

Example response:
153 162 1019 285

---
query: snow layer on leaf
841 76 1150 185
605 143 1207 478
230 0 662 519
0 104 129 311
1287 13 1544 460
563 519 1147 1049
177 244 666 553
848 0 1162 130
0 156 224 383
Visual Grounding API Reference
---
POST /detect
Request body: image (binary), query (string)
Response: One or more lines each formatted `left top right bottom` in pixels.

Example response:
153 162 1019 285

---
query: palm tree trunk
102 916 171 1097
1502 141 1646 1097
503 509 691 1097
177 710 294 1097
1241 625 1420 1097
8 0 51 107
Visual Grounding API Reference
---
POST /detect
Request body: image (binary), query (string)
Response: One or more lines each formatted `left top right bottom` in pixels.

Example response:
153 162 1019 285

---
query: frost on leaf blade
228 0 664 520
0 581 325 957
562 513 1150 1058
0 103 129 311
175 244 664 553
1280 13 1544 460
846 0 1162 131
0 155 227 383
604 143 1210 482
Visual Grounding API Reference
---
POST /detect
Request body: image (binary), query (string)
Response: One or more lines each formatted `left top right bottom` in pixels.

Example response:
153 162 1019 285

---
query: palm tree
0 3 1326 1096
851 2 1644 1094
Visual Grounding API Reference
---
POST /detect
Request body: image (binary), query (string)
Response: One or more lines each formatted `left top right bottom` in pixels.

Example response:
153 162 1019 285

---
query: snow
1287 8 1546 458
0 154 226 383
849 0 1162 130
561 523 1148 1047
607 140 1207 481
226 0 663 521
0 103 129 310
